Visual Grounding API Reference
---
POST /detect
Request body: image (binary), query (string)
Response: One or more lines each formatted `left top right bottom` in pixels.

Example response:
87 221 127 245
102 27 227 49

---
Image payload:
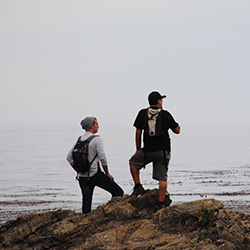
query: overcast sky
0 0 249 130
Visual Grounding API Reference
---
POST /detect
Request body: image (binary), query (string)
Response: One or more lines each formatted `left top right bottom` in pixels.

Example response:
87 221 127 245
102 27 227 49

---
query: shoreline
1 165 249 225
1 196 250 225
1 191 250 250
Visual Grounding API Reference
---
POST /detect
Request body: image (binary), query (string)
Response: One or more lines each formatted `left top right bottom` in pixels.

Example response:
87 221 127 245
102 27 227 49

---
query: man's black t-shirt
133 108 179 152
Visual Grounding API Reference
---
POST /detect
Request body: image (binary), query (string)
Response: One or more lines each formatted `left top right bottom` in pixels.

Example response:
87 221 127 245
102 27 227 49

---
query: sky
0 0 249 130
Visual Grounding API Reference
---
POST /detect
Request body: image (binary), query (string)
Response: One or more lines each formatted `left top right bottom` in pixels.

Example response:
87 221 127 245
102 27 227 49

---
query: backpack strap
85 135 100 179
86 135 100 165
163 150 167 169
86 134 99 142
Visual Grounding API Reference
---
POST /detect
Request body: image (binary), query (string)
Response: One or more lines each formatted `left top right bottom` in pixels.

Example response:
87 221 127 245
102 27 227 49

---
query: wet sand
1 164 249 225
1 192 249 225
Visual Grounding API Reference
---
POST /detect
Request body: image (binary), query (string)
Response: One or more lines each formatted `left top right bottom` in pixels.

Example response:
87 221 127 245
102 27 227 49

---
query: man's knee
112 184 124 197
130 163 139 172
117 188 124 197
159 181 167 188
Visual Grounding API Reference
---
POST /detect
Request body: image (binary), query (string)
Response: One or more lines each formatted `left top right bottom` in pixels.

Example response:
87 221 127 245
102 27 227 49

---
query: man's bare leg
130 163 140 184
130 163 145 196
159 181 167 202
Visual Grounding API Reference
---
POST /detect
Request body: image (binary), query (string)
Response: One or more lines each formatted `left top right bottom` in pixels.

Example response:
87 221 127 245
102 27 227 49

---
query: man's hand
173 125 181 134
106 173 114 182
102 165 114 182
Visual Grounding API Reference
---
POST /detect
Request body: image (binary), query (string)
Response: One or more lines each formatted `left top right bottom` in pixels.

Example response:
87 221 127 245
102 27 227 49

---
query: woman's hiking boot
131 183 145 197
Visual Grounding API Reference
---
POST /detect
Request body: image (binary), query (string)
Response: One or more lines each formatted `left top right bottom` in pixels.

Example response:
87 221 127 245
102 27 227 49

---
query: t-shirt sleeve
166 111 179 131
133 109 146 129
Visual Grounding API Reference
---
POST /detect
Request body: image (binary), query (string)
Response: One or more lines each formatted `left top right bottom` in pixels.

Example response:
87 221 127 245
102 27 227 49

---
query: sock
135 183 142 188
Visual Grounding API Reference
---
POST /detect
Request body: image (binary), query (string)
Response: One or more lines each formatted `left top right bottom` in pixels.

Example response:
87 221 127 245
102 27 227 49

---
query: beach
1 165 249 224
0 125 249 224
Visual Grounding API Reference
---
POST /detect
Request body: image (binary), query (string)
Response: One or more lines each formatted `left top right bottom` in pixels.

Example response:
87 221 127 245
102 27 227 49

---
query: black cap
148 91 166 105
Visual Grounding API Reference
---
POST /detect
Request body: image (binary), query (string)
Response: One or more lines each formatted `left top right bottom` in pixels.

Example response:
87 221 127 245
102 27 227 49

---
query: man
67 117 124 214
129 91 180 211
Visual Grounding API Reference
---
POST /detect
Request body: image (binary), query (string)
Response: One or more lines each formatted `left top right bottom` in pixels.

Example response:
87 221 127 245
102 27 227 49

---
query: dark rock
0 189 250 250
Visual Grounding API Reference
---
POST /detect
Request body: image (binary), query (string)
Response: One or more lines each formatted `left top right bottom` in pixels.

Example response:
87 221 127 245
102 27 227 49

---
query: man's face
158 99 163 108
92 119 99 133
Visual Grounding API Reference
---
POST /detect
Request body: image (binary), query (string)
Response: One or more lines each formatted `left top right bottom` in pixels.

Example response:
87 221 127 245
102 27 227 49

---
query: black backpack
72 135 99 173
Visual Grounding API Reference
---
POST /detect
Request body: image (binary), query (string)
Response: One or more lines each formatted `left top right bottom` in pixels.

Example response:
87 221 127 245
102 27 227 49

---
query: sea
0 125 250 224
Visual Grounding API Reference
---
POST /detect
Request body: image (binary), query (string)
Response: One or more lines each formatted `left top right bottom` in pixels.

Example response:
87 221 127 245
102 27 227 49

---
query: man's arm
173 125 181 134
94 137 114 181
135 128 142 151
66 143 76 166
102 165 114 182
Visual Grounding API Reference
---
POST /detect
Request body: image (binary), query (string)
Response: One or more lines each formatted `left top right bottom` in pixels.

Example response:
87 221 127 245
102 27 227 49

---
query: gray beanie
80 117 96 131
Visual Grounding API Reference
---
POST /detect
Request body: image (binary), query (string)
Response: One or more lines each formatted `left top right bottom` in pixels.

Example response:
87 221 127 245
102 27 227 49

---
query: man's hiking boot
154 202 165 212
164 193 172 207
154 193 172 212
131 183 145 197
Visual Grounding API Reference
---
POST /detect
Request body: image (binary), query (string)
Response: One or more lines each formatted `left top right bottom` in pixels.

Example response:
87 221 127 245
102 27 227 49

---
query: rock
0 189 250 250
155 199 223 233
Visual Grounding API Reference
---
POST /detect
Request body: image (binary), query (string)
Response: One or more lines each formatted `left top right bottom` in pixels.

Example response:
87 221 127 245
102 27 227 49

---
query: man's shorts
129 149 171 182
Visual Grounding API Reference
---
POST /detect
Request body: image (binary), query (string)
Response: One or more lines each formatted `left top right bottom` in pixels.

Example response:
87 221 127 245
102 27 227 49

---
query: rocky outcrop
0 189 250 249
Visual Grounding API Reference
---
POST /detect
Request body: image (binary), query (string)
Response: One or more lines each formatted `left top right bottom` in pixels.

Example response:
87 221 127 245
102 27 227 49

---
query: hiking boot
164 194 172 207
131 184 145 197
154 194 172 212
154 202 165 212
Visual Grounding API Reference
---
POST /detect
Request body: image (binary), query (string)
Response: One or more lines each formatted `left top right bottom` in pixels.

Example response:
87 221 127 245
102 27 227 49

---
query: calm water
0 125 250 223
